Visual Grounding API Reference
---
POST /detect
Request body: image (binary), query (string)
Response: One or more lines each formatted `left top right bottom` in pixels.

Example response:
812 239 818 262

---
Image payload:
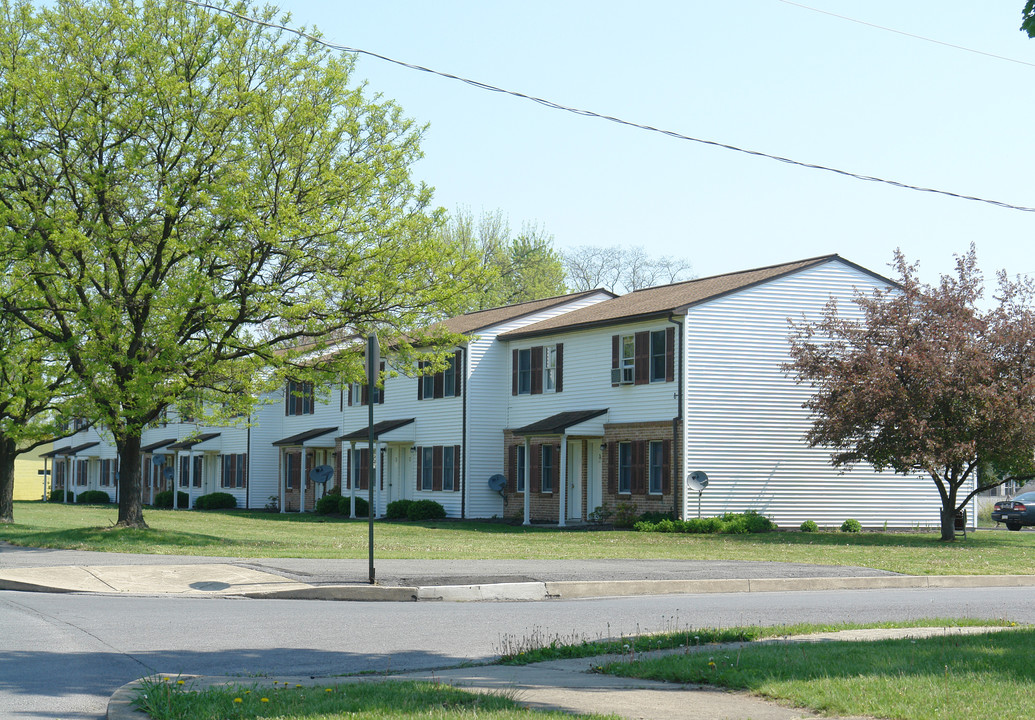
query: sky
269 1 1034 287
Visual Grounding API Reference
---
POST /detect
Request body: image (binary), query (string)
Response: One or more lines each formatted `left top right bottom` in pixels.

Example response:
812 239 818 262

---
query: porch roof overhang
510 409 609 437
41 445 73 458
272 427 339 448
141 438 178 453
168 433 221 451
339 418 416 443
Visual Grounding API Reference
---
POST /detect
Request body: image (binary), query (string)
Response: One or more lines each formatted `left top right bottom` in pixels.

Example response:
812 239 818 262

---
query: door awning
272 427 339 447
339 418 416 442
510 409 609 437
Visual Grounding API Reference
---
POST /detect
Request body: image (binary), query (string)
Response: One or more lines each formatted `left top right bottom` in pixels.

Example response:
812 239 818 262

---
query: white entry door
585 440 602 517
567 440 583 521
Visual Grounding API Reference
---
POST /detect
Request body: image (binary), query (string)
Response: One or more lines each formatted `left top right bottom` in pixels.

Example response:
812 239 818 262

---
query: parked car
991 492 1035 531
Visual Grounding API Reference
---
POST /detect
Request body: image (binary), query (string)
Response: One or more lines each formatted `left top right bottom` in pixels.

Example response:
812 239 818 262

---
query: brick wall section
502 420 683 523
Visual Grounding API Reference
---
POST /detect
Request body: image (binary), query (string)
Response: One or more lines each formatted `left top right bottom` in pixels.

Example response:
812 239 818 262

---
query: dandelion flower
176 680 185 686
325 688 333 693
260 697 270 703
233 698 242 703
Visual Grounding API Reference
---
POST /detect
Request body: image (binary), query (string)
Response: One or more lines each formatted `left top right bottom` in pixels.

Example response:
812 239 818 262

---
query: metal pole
367 333 379 585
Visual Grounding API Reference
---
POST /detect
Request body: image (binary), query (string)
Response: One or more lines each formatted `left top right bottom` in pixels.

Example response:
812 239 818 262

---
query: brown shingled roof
430 288 616 336
500 255 884 340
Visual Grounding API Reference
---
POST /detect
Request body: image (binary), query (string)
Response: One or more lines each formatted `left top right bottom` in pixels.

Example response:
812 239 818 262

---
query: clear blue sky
277 1 1033 286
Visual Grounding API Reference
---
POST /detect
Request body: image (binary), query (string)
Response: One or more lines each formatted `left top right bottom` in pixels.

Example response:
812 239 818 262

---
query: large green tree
0 0 475 528
786 248 1035 540
441 207 567 311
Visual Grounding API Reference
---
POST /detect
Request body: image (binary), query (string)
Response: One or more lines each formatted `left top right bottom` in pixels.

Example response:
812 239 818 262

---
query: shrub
406 499 446 521
194 492 236 510
800 519 819 533
153 490 190 508
386 499 413 520
315 494 340 515
612 502 640 528
75 490 112 504
336 495 369 517
48 489 74 503
635 512 774 535
638 510 674 524
742 510 776 533
840 518 862 533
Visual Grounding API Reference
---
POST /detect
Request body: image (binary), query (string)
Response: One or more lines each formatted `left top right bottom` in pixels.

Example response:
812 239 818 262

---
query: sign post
366 333 379 585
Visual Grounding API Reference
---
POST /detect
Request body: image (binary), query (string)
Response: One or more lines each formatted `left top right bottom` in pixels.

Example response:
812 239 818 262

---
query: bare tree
562 245 693 293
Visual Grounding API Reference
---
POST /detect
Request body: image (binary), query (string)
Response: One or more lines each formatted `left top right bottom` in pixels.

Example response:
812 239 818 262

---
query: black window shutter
634 332 649 385
611 336 619 387
433 368 444 399
665 326 675 383
662 439 672 494
555 344 563 393
507 444 517 493
432 446 443 491
454 350 463 397
417 362 425 400
530 346 543 395
552 443 561 492
607 442 617 494
379 361 386 404
512 349 519 395
453 445 461 492
530 444 541 494
415 446 421 489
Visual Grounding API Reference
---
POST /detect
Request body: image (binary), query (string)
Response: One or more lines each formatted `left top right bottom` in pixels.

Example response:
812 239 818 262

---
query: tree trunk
939 506 957 542
115 432 148 529
0 436 15 524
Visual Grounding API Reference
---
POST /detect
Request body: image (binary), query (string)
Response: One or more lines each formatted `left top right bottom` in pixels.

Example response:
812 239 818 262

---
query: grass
134 678 612 720
4 501 1035 575
601 627 1032 720
494 618 1012 665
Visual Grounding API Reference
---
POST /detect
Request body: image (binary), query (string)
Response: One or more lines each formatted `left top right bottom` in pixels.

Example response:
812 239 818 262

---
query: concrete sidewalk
105 625 1017 720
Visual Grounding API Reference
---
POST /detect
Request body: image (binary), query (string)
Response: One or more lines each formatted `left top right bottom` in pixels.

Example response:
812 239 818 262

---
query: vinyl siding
683 259 965 529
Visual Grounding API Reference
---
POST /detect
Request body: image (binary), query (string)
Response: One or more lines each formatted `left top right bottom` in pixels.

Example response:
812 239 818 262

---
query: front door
586 440 602 517
567 440 583 521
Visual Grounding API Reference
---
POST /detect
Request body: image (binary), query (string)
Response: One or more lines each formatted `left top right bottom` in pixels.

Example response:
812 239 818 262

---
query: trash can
954 510 967 537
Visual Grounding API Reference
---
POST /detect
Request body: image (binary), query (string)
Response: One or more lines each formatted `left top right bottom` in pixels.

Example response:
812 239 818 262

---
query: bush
800 519 819 533
48 489 74 503
315 493 340 515
386 499 413 520
635 511 774 535
153 490 190 508
406 499 446 521
336 494 369 517
194 492 236 510
742 510 776 533
840 518 862 533
75 490 112 504
638 510 674 524
612 502 639 528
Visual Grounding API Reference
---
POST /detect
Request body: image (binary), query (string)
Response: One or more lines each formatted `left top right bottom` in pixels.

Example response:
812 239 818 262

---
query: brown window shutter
530 346 543 395
634 332 649 385
662 439 672 494
665 326 675 383
417 362 425 400
454 350 463 397
607 442 617 494
611 335 619 387
530 443 541 494
454 445 461 491
432 446 443 491
555 344 563 393
507 444 517 493
358 449 369 491
634 441 647 494
512 349 519 395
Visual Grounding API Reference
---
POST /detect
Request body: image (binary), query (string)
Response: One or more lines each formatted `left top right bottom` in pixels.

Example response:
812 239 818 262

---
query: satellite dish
309 465 334 484
488 474 506 496
163 467 174 480
686 471 709 493
151 454 166 467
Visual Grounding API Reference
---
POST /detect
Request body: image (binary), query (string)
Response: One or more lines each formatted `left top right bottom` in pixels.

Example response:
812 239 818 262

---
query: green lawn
3 501 1035 575
602 628 1031 720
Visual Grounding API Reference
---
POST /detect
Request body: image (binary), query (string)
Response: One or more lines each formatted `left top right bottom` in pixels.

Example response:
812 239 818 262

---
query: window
544 346 557 391
541 444 554 493
193 456 203 488
221 453 247 489
284 452 302 489
650 331 667 382
516 445 526 493
99 459 117 487
442 448 454 492
285 380 314 415
418 351 462 400
612 329 674 386
649 441 665 494
179 457 191 487
420 447 434 491
618 442 632 494
516 349 532 395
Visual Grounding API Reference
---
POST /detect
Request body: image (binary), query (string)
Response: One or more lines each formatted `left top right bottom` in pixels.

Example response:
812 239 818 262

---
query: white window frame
544 345 557 392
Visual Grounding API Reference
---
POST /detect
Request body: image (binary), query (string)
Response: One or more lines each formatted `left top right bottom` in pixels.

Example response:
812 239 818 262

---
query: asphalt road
4 584 1035 719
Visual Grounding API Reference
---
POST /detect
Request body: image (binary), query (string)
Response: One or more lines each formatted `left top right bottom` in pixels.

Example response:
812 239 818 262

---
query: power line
776 0 1035 69
182 0 1035 214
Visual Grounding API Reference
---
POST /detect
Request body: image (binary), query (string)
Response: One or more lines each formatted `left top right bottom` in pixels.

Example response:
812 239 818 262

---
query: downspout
668 314 684 520
461 345 468 519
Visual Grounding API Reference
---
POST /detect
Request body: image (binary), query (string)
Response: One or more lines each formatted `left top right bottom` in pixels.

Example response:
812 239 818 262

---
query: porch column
523 437 531 526
349 441 358 518
558 437 567 528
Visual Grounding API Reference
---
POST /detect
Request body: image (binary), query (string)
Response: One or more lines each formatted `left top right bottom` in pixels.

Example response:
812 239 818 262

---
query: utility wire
776 0 1035 69
182 0 1035 214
